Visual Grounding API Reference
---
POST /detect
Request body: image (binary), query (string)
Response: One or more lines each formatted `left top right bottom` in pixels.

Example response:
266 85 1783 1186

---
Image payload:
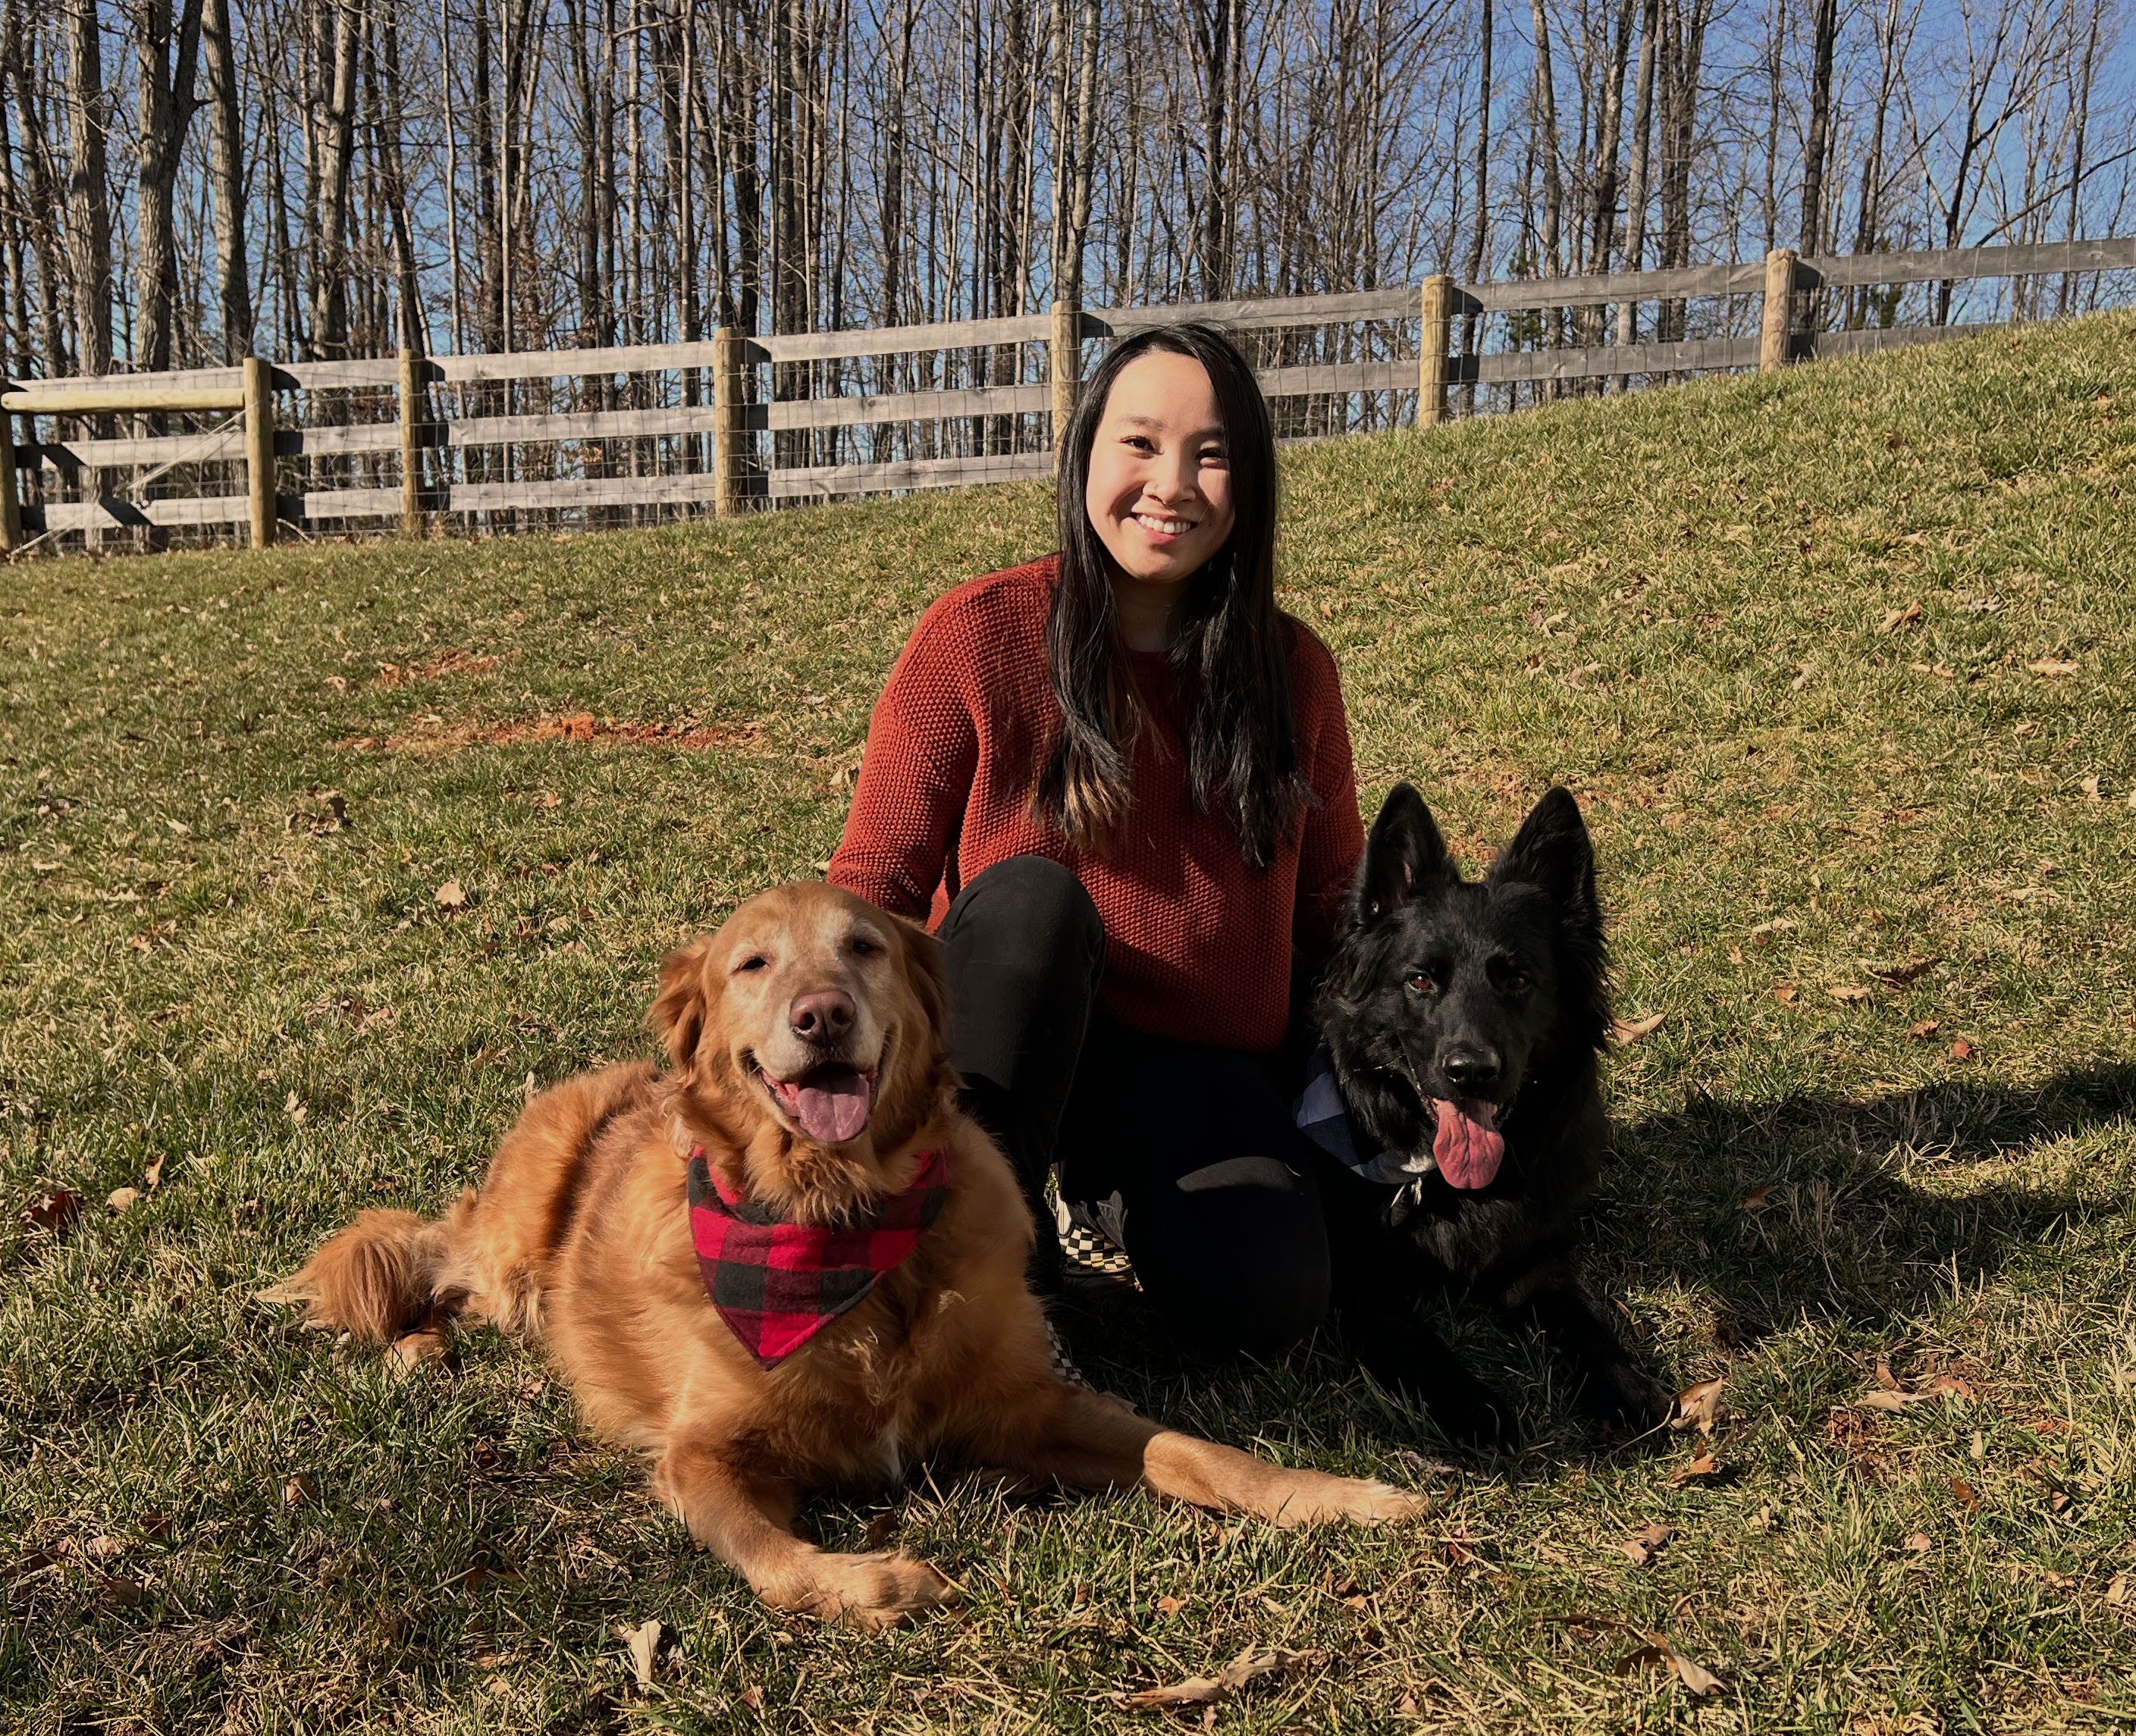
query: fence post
1760 249 1799 372
398 347 427 537
1418 274 1453 427
243 356 276 549
0 399 18 553
714 325 745 519
1050 300 1081 449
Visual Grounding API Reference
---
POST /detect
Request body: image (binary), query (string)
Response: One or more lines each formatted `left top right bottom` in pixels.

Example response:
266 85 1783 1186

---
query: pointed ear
1488 786 1600 935
895 917 951 1045
649 938 715 1072
1356 782 1455 923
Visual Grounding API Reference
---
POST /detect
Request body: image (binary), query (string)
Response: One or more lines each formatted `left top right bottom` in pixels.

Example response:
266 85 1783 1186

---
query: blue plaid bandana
1294 1044 1438 1188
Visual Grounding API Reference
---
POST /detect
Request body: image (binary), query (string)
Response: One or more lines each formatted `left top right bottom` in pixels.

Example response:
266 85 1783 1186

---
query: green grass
5 315 2135 1733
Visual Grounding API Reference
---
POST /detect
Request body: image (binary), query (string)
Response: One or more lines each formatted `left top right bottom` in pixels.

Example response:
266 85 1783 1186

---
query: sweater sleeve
826 604 981 920
1288 625 1365 965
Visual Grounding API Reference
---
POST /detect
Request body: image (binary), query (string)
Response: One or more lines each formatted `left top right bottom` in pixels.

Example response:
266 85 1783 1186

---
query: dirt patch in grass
340 711 764 754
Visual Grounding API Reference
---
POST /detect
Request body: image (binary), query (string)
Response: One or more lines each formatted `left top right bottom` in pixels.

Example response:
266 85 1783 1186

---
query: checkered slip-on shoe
1054 1192 1133 1283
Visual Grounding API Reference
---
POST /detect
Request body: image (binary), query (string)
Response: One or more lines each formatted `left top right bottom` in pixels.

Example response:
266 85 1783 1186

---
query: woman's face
1083 350 1236 591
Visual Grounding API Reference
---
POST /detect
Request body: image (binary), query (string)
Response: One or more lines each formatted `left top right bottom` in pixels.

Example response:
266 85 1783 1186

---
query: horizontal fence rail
2 235 2130 554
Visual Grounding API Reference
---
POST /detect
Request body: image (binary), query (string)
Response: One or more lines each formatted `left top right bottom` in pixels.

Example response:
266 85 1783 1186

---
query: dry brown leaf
1927 1374 1976 1401
1951 1477 1981 1512
1613 1012 1666 1045
2028 658 2078 676
1156 1595 1184 1616
1908 1020 1941 1039
1865 957 1941 986
143 1155 165 1189
1827 984 1872 1003
434 879 468 910
22 1189 82 1234
106 1186 141 1215
1903 1531 1934 1553
1773 983 1799 1005
616 1618 660 1691
84 1535 127 1562
1613 1632 1727 1696
1669 1452 1724 1487
1125 1644 1326 1709
1874 1358 1903 1391
2083 776 2104 801
99 1576 145 1608
283 1474 317 1508
1860 1389 1934 1412
1879 603 1923 632
1739 1184 1776 1214
1621 1522 1677 1566
1949 1039 1975 1061
1670 1376 1724 1435
2107 1573 2130 1606
736 1684 765 1712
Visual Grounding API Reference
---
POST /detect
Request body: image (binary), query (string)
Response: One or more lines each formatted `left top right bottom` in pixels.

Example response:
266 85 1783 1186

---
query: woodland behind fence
2 0 2134 399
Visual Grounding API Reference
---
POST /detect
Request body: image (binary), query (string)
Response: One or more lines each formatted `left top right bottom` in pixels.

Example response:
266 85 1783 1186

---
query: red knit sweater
827 556 1365 1051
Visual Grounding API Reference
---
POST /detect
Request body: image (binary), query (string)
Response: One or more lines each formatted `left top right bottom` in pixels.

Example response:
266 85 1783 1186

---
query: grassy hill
4 312 2134 1731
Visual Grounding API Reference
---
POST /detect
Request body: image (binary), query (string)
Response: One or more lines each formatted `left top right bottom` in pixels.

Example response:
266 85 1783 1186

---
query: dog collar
1294 1045 1437 1189
686 1145 949 1368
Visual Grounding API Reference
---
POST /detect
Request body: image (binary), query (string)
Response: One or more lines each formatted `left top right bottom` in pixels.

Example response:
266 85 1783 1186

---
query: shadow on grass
1045 1063 2136 1459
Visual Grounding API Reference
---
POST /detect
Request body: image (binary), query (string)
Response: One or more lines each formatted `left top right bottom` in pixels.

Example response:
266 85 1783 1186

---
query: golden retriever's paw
1261 1473 1430 1530
817 1552 958 1633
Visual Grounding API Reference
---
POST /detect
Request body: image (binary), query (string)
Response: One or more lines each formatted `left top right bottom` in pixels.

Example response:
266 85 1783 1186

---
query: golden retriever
268 882 1421 1629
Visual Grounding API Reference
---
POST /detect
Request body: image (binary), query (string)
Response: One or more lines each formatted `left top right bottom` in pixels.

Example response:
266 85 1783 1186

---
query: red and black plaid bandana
686 1145 949 1368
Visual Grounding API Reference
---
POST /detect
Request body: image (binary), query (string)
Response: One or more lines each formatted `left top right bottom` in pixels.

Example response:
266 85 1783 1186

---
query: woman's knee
941 854 1103 969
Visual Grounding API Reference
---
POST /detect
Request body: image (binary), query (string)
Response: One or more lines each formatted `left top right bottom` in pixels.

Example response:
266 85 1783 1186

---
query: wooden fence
2 235 2130 555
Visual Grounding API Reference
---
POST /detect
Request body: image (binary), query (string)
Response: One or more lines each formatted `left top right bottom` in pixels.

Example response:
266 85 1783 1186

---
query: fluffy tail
260 1191 478 1341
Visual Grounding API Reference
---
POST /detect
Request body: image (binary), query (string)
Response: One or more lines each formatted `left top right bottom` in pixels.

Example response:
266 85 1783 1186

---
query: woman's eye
1404 973 1436 995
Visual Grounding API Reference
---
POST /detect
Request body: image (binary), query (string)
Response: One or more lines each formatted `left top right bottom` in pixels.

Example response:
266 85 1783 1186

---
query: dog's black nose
1441 1048 1500 1092
789 989 855 1045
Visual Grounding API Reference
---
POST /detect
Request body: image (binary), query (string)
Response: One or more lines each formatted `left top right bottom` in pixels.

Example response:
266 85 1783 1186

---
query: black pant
937 854 1331 1357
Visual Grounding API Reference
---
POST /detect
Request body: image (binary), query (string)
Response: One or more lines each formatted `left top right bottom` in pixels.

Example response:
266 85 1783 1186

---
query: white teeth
1135 513 1193 535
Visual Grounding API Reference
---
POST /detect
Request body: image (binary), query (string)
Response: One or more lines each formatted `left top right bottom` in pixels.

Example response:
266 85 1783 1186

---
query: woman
827 323 1363 1357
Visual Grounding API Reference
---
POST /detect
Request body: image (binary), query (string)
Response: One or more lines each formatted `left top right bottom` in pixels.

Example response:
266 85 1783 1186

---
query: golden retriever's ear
650 938 714 1071
895 917 951 1049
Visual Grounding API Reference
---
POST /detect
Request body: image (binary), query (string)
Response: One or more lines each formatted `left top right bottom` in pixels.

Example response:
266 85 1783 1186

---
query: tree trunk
1460 0 1493 412
309 0 361 359
201 0 252 360
1799 0 1839 261
1615 0 1657 365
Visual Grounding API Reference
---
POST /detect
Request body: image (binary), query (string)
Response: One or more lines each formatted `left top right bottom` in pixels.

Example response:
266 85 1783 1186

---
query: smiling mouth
751 1058 880 1145
1132 511 1197 536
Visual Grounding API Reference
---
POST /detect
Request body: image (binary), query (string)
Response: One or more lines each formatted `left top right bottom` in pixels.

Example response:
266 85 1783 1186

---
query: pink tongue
775 1067 873 1145
1432 1098 1505 1189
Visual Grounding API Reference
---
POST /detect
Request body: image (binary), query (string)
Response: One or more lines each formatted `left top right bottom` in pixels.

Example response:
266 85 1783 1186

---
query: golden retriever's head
651 884 951 1187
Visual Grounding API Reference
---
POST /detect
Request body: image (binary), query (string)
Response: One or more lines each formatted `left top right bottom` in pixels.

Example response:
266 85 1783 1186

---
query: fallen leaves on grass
1622 1523 1677 1566
1670 1452 1726 1487
1949 1039 1975 1061
1909 1020 1941 1039
2028 658 2079 677
1155 1595 1184 1617
1902 1532 1934 1553
283 1474 317 1509
1951 1477 1981 1513
1739 1184 1777 1214
1863 957 1940 986
1125 1644 1326 1710
1542 1613 1727 1697
106 1186 140 1215
1827 984 1872 1003
1612 1012 1666 1045
1670 1377 1724 1436
21 1189 81 1235
1861 1363 1974 1410
1879 603 1923 632
1774 983 1799 1005
433 879 468 910
143 1155 165 1189
616 1618 661 1691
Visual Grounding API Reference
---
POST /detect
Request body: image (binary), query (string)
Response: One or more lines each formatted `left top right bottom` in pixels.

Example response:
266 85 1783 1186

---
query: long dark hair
1035 322 1310 870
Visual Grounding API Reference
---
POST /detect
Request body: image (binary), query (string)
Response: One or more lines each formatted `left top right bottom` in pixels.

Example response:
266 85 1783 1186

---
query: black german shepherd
1306 782 1670 1446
